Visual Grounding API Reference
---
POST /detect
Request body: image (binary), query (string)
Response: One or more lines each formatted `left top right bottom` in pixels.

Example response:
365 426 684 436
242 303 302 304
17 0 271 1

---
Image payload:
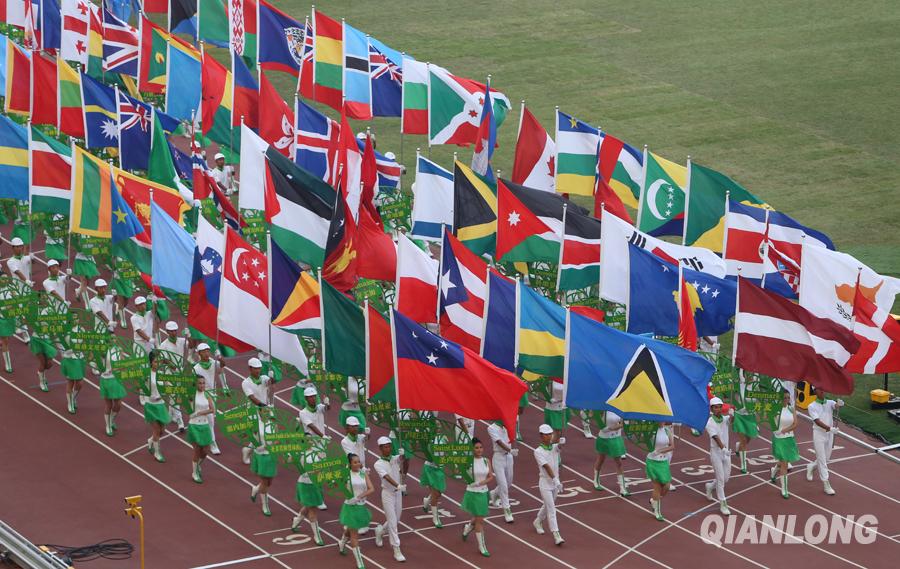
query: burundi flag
29 126 72 214
428 66 510 146
637 151 687 237
516 281 566 378
684 160 764 252
453 160 496 257
564 310 715 430
0 114 29 201
270 239 321 337
496 179 572 263
555 110 598 197
70 145 114 237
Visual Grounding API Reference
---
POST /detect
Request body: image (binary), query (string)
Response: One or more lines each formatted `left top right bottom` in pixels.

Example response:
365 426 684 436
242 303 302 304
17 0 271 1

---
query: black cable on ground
41 539 133 563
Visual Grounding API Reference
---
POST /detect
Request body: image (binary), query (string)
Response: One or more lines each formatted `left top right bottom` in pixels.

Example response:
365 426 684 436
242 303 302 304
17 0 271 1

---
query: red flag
511 105 555 192
396 234 438 324
5 39 29 115
359 133 383 228
338 104 362 219
846 281 900 374
322 181 359 291
678 274 698 352
258 70 294 157
31 52 58 126
366 304 394 399
201 50 228 135
138 15 166 94
496 179 557 262
570 305 605 323
355 207 396 282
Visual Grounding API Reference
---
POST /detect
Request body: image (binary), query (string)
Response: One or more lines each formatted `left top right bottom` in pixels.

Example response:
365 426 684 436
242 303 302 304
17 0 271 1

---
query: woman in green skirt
421 414 448 528
100 351 127 437
734 371 759 473
188 374 216 483
60 330 85 414
249 408 278 517
544 381 569 441
770 390 799 499
72 252 99 308
42 216 68 262
291 445 326 545
29 306 57 393
461 438 495 557
646 422 675 521
142 352 170 462
338 453 374 569
110 267 134 329
593 410 630 496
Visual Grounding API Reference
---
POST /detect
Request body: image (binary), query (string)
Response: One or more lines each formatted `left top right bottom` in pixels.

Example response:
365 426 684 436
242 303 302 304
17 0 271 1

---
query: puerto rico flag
439 229 488 352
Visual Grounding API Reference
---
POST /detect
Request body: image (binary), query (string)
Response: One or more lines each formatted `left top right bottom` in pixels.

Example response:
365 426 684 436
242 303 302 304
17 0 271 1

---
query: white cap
214 152 225 160
47 259 60 267
356 132 367 140
384 151 396 160
134 295 147 305
165 321 179 331
196 342 211 352
94 278 107 288
10 237 23 246
303 386 317 397
377 436 392 446
538 424 554 435
709 397 724 406
345 416 360 427
248 357 262 368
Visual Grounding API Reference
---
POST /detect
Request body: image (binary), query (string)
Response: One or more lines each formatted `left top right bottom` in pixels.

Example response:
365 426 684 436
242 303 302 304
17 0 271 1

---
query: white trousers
380 489 402 547
707 449 731 501
491 453 514 509
812 429 834 481
536 485 559 533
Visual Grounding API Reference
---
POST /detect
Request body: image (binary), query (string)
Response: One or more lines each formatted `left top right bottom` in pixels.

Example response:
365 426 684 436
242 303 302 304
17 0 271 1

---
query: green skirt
645 459 672 485
187 423 213 447
339 409 367 430
45 242 67 261
461 490 489 517
0 318 16 337
733 413 759 438
543 408 569 430
339 503 372 530
595 435 627 458
421 463 446 492
144 402 171 425
61 357 85 380
100 376 127 400
29 337 57 359
111 277 134 298
296 481 324 507
73 257 99 278
12 223 32 244
772 436 800 462
251 452 278 478
519 392 529 406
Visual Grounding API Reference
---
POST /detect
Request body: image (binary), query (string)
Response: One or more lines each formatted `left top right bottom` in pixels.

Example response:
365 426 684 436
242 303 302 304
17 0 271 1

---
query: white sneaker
806 463 815 481
553 531 565 546
393 546 406 562
317 503 328 510
504 509 514 523
241 447 252 465
582 426 595 439
358 526 369 535
533 518 545 535
210 442 221 455
719 501 731 516
705 482 715 501
374 524 384 547
823 481 836 496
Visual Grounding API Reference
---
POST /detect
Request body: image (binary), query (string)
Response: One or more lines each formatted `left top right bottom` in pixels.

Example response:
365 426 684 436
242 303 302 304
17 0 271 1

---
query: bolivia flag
313 8 343 112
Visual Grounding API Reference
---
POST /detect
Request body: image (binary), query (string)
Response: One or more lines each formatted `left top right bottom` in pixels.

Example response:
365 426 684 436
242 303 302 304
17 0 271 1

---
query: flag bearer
340 376 367 431
129 296 155 352
487 419 517 522
704 397 734 515
806 386 844 495
461 438 495 557
373 436 407 562
533 423 565 545
92 279 124 435
157 321 187 431
770 390 799 498
338 453 374 569
142 351 170 463
341 416 368 470
188 373 216 483
291 443 326 545
299 385 330 511
72 247 99 308
5 237 33 359
193 343 224 454
241 357 272 464
646 422 675 521
592 410 630 496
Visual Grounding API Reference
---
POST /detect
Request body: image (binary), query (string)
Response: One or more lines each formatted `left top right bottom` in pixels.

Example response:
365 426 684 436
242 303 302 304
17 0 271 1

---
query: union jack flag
118 91 152 170
102 7 138 77
294 98 340 187
369 45 401 82
368 41 402 117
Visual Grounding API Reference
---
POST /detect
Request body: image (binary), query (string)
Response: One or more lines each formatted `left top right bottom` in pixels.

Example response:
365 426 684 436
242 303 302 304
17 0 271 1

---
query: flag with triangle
637 151 687 237
428 66 510 146
439 229 488 352
452 160 496 256
270 238 321 337
597 131 643 208
496 179 576 263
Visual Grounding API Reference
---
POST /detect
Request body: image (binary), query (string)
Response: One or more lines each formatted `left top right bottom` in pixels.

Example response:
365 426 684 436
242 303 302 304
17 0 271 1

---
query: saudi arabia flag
637 151 687 236
429 67 510 146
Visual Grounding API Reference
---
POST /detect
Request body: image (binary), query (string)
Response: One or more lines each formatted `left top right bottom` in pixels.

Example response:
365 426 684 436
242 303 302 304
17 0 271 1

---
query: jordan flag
496 179 575 263
396 233 439 324
512 104 555 193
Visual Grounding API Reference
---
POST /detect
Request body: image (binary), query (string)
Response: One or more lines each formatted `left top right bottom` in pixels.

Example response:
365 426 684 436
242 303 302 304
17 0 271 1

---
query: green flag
685 162 764 252
322 278 366 376
637 151 687 236
147 109 179 190
198 0 229 48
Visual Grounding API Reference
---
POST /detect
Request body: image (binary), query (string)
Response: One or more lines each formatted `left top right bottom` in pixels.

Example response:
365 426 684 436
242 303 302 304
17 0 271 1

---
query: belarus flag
395 233 439 324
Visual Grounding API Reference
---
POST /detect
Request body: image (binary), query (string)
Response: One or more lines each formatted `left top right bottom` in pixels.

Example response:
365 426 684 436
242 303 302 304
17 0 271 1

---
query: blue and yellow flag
517 282 566 377
0 114 28 201
81 72 119 149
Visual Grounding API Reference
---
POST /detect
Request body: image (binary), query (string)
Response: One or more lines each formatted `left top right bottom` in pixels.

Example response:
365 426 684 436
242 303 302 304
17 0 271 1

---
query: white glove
107 322 116 332
397 484 407 493
65 268 72 275
323 396 331 407
510 448 519 457
316 403 326 412
830 426 839 433
364 427 371 435
558 437 566 446
26 280 34 287
345 497 359 506
836 400 845 408
192 199 202 207
554 479 563 493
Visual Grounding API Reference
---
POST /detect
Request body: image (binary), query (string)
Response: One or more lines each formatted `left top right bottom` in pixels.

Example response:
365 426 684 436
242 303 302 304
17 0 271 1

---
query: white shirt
210 165 234 191
130 310 154 349
157 335 187 358
809 399 842 432
647 426 674 462
193 360 218 390
341 377 363 412
89 294 115 324
455 414 475 437
487 422 512 456
190 392 212 425
241 374 271 406
341 433 367 466
705 412 732 452
6 254 32 281
142 370 164 405
374 455 402 491
534 444 560 489
42 275 67 300
546 381 566 411
774 406 796 439
466 457 490 493
299 404 326 436
347 470 368 504
599 411 623 439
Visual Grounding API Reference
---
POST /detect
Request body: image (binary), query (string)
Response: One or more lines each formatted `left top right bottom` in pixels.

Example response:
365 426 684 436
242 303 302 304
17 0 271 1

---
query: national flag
109 175 144 248
481 271 516 372
411 155 454 241
58 57 84 138
31 51 57 126
117 91 152 170
61 0 90 65
70 145 113 237
147 108 183 191
401 56 428 135
258 70 294 157
439 229 488 352
138 14 168 93
597 130 643 208
102 6 138 76
22 0 37 50
4 37 29 116
684 161 763 251
198 0 228 48
270 238 320 337
343 21 371 119
734 278 859 394
0 114 29 201
164 38 201 122
516 281 566 377
231 50 258 128
847 281 900 374
151 201 195 294
594 171 633 224
564 310 715 430
321 276 365 376
393 309 527 442
677 272 699 352
81 72 118 148
229 0 257 63
338 105 363 219
208 171 245 230
40 0 62 51
637 151 687 237
263 146 333 266
363 140 402 189
168 140 194 180
369 37 401 117
1 0 25 27
365 304 394 400
452 160 496 256
296 18 313 98
358 133 381 228
257 0 304 76
322 180 359 292
312 7 342 111
558 210 601 291
200 48 233 147
355 207 396 282
470 83 497 183
219 228 309 373
294 98 340 186
29 126 72 214
512 104 555 193
84 0 104 79
114 167 189 240
555 110 598 197
428 66 510 146
169 0 197 38
396 233 438 324
600 209 727 305
236 122 267 210
497 179 574 263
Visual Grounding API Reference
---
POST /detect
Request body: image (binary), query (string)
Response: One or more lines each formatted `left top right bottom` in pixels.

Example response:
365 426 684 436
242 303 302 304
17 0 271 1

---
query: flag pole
515 100 525 159
425 62 432 157
731 267 741 367
555 202 567 293
597 202 606 297
759 209 771 289
317 269 326 371
720 191 731 257
513 277 521 369
389 307 401 433
676 263 684 346
114 85 123 168
681 155 692 246
363 298 371 401
553 106 559 193
562 307 571 408
435 223 446 330
635 145 648 230
67 138 76 303
266 229 273 362
399 52 406 169
479 268 491 358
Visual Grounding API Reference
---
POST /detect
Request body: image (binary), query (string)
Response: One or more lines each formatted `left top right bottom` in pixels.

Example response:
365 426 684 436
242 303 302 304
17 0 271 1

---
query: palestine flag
558 211 602 291
263 148 335 267
453 160 496 256
496 179 577 263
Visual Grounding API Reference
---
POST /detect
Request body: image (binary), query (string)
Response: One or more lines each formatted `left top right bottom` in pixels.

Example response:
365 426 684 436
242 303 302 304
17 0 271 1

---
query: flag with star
321 277 366 376
496 179 583 263
428 66 510 146
555 110 599 197
392 309 527 442
80 72 119 149
637 151 687 237
322 180 359 292
109 173 151 273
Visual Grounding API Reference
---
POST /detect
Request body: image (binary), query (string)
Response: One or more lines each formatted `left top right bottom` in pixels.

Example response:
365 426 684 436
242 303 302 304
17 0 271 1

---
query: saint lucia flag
564 310 714 430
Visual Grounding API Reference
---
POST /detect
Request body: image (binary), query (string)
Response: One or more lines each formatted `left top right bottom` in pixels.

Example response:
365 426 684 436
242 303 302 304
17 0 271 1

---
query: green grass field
266 1 900 441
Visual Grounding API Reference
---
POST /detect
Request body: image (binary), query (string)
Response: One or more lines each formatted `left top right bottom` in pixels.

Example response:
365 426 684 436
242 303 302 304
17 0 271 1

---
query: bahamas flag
71 146 114 237
271 239 321 337
565 310 715 430
0 115 29 200
517 281 566 377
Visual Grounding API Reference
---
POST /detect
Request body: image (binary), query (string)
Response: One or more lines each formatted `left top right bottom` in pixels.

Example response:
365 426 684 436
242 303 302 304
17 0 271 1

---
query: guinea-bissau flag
71 145 114 238
201 49 234 148
453 160 496 257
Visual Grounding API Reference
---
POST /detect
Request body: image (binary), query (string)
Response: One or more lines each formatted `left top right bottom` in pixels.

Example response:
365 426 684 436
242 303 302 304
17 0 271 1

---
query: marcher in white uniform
341 416 368 470
806 386 844 495
770 390 799 499
455 414 475 440
338 454 374 569
187 374 216 483
704 397 734 515
89 279 116 332
241 358 271 464
6 237 33 285
461 438 495 557
593 410 630 496
339 376 367 430
210 153 236 195
533 423 565 545
193 343 223 455
33 261 66 391
487 420 517 522
646 423 675 521
141 351 170 462
299 385 330 510
129 296 155 352
543 381 568 440
291 442 327 544
42 259 67 302
157 321 188 430
373 436 408 562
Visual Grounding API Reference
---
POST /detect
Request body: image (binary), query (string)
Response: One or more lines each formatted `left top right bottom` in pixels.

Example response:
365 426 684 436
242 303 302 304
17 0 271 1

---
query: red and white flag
61 0 91 65
218 228 308 373
511 104 555 193
339 105 363 221
734 277 859 394
439 230 488 352
258 72 294 158
396 233 438 324
846 283 900 374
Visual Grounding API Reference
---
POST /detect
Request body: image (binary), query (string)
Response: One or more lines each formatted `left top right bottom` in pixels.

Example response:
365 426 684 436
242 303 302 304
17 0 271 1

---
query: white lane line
122 431 180 457
189 554 271 569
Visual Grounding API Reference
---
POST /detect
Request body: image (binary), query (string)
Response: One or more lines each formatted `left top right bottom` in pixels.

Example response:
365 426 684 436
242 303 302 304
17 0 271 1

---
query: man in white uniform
487 420 517 522
241 357 271 464
533 423 565 545
210 153 235 195
42 260 68 303
6 237 33 285
340 416 367 469
193 343 223 454
129 296 155 352
373 436 408 562
298 385 329 510
157 321 188 430
806 386 844 495
704 397 733 515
